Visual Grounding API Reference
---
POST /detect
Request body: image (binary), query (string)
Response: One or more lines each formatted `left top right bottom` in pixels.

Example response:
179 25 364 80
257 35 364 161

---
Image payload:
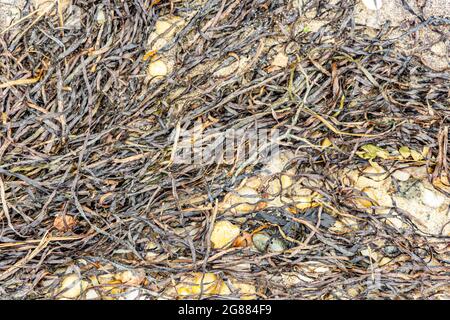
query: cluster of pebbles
45 263 256 300
207 149 449 299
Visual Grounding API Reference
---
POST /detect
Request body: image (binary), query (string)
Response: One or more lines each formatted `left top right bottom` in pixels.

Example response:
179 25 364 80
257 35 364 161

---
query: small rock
221 186 264 214
96 273 115 285
147 60 168 77
252 232 270 252
268 238 286 253
57 274 89 299
265 174 294 197
347 164 392 192
290 192 319 210
244 176 263 190
210 220 240 249
154 17 185 38
383 245 399 257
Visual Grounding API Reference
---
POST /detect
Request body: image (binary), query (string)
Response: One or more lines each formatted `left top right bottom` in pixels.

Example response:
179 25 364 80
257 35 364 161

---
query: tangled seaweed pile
0 0 449 299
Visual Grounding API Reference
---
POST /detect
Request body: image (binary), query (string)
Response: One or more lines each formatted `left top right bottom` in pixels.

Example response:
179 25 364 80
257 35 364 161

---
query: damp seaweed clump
0 0 449 300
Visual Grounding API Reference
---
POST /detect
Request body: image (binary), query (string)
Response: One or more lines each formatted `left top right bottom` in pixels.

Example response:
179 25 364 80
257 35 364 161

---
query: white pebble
148 60 168 77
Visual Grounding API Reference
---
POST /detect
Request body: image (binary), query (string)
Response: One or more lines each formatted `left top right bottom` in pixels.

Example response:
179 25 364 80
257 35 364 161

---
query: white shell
362 0 382 11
